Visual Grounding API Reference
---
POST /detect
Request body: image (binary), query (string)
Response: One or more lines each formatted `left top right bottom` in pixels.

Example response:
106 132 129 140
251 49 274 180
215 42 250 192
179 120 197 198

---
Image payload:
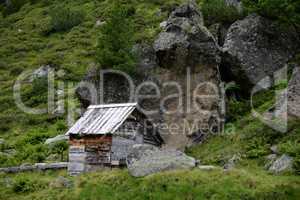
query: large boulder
127 144 196 177
152 1 222 148
222 14 299 92
154 1 220 70
268 154 293 174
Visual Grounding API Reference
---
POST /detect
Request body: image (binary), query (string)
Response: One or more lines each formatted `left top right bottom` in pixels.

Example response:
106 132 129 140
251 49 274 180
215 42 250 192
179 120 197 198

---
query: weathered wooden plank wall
68 135 112 175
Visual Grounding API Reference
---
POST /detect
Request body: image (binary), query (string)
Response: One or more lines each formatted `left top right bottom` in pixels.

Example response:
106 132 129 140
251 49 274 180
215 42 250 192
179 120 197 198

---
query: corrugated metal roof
66 103 137 135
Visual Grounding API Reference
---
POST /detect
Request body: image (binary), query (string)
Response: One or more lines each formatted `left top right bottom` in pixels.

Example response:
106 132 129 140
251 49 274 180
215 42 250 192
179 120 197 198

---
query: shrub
96 0 136 74
50 5 85 32
201 0 244 26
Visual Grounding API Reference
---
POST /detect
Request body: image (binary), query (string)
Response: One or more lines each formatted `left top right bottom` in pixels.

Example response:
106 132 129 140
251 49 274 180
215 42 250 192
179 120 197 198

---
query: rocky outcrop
154 2 219 70
269 154 293 174
127 144 196 177
152 2 222 148
222 14 299 92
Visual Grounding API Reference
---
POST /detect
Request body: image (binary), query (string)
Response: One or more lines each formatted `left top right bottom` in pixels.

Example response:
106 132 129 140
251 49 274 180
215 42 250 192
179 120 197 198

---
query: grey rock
222 14 299 92
269 154 293 174
169 0 204 27
0 139 4 145
45 135 68 145
50 176 73 188
160 21 167 29
30 65 52 81
95 19 105 27
35 162 68 170
270 145 279 154
152 2 222 149
154 2 220 69
198 165 218 171
0 167 20 173
127 144 196 177
19 163 36 171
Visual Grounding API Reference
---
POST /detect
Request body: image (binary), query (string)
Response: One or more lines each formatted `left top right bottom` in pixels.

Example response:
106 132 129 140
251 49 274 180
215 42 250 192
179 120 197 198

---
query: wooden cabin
65 103 164 175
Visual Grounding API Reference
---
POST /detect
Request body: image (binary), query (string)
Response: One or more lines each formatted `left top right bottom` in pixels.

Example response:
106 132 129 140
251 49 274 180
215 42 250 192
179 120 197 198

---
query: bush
96 0 136 74
201 0 244 26
50 5 85 32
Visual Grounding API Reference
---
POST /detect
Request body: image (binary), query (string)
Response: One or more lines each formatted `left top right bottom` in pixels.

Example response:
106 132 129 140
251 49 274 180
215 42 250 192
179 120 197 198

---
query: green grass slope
0 0 300 199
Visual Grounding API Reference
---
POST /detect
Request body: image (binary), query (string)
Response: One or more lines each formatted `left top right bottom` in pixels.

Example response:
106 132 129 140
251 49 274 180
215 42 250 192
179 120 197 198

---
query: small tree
96 0 136 74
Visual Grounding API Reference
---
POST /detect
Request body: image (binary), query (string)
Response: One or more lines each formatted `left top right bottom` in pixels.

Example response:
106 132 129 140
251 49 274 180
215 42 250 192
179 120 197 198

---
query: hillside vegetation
0 0 300 199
